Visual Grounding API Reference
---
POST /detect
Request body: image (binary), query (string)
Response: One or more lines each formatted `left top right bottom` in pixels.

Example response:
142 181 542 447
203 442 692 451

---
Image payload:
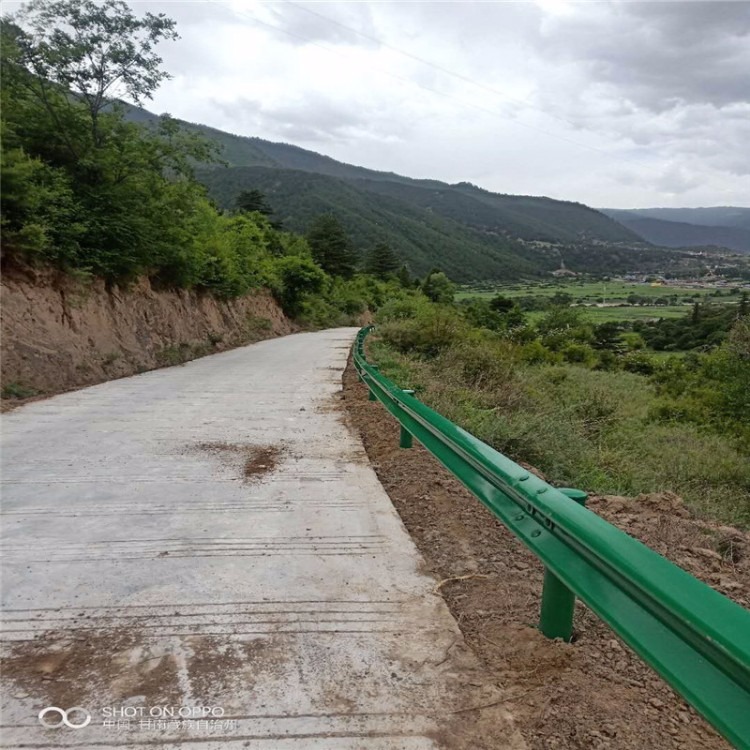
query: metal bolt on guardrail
353 325 750 750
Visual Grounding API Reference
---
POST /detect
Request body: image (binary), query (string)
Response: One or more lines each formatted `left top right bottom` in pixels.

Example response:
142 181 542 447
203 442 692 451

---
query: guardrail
353 325 750 750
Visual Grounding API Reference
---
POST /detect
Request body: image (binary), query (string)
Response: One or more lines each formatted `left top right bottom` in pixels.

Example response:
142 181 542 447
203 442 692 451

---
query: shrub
378 304 467 357
561 342 597 366
273 255 327 317
520 340 560 365
436 339 518 391
622 351 657 375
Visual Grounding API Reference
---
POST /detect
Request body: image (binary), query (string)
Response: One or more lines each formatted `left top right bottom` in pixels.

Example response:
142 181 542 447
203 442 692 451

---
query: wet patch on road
0 626 182 708
190 442 284 483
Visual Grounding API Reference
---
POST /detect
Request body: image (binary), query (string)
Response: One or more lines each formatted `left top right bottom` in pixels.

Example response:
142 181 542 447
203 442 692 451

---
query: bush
273 255 327 317
436 339 518 391
561 342 597 366
520 340 561 365
622 351 657 375
378 304 467 357
594 349 620 371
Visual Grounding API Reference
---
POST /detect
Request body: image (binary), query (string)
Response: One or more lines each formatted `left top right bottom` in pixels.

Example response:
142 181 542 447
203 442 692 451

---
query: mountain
126 104 714 280
604 207 750 229
601 208 750 254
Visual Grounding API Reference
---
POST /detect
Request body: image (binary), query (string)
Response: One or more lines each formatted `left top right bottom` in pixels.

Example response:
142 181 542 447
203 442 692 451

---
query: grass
579 305 690 322
523 306 691 325
1 382 40 400
369 338 750 528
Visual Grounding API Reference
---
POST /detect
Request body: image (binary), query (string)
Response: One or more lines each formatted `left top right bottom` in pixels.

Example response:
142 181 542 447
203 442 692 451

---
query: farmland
457 280 744 325
457 280 722 303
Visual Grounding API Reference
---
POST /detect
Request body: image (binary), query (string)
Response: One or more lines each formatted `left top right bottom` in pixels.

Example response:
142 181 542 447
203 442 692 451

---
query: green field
457 281 719 303
523 306 690 325
578 305 690 322
457 281 739 325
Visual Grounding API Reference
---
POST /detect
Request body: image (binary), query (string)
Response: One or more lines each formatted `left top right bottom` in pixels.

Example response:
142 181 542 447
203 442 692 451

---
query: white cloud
9 0 749 207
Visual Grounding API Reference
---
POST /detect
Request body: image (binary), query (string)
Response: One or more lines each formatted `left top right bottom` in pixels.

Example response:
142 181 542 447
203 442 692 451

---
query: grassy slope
371 339 750 527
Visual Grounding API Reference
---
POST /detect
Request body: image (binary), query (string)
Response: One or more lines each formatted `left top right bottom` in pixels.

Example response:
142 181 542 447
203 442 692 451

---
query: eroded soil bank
1 265 294 404
342 358 749 750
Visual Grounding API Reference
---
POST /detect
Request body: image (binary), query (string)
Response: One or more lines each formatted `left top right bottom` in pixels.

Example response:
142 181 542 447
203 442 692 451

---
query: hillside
605 207 750 229
195 166 556 280
126 103 731 280
602 209 750 253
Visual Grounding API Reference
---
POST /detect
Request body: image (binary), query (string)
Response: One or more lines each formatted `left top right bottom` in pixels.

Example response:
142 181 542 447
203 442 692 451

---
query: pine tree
235 189 273 215
306 214 357 278
235 189 282 228
365 242 400 279
396 264 412 288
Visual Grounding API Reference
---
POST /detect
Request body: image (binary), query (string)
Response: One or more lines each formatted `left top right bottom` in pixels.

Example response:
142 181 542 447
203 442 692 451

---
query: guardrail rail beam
353 325 750 750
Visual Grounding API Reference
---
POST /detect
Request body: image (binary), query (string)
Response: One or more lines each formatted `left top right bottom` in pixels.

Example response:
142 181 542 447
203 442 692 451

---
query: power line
234 2 656 171
285 0 588 134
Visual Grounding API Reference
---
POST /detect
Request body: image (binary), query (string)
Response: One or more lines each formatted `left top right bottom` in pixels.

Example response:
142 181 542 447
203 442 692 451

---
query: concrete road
0 329 523 749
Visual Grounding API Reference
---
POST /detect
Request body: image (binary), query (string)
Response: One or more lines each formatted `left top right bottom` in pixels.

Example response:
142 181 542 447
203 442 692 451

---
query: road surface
0 329 523 749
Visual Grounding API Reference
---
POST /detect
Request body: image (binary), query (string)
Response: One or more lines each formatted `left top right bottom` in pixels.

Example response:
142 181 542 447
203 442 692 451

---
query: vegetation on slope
602 210 750 254
359 179 640 244
195 166 546 281
370 293 750 526
0 0 414 327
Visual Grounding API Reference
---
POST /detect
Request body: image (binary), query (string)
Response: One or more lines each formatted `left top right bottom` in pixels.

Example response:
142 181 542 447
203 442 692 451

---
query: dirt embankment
342 359 749 750
0 266 295 402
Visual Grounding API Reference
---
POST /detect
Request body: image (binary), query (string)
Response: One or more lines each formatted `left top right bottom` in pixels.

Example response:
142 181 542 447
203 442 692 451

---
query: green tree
274 255 327 317
396 264 412 288
421 270 454 304
9 0 177 158
235 188 272 215
2 1 218 281
235 188 282 231
306 214 356 278
365 242 400 279
489 295 514 313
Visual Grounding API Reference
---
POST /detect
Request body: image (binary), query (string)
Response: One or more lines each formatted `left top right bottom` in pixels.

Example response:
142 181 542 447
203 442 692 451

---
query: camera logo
38 706 91 729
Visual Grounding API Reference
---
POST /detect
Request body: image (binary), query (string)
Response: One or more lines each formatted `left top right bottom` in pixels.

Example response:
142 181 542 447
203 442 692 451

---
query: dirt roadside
342 358 749 750
0 265 296 407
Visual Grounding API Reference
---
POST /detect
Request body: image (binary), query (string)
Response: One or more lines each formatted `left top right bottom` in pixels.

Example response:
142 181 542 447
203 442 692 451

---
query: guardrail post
367 366 378 401
399 390 415 448
539 488 588 641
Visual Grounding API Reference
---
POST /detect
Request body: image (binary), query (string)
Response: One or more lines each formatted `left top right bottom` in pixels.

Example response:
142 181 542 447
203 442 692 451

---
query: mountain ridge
126 103 744 278
601 208 750 253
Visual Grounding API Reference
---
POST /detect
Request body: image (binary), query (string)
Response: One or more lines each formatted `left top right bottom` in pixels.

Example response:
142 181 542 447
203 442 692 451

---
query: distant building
552 259 577 278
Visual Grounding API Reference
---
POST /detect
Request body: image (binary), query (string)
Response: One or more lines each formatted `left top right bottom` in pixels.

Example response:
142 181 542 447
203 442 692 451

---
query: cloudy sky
14 0 750 208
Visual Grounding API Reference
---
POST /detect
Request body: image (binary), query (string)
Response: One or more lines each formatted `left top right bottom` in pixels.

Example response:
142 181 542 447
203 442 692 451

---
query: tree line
0 0 431 324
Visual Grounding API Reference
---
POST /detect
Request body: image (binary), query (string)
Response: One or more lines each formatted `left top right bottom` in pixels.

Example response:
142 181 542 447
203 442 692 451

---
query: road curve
0 328 523 749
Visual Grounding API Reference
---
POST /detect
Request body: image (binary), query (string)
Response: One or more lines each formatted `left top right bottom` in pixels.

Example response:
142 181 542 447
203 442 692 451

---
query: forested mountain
194 166 551 280
602 209 750 253
127 102 637 241
121 103 685 280
122 102 748 280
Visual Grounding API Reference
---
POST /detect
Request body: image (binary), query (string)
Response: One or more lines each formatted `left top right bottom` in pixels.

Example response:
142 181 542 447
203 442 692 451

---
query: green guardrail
353 325 750 750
